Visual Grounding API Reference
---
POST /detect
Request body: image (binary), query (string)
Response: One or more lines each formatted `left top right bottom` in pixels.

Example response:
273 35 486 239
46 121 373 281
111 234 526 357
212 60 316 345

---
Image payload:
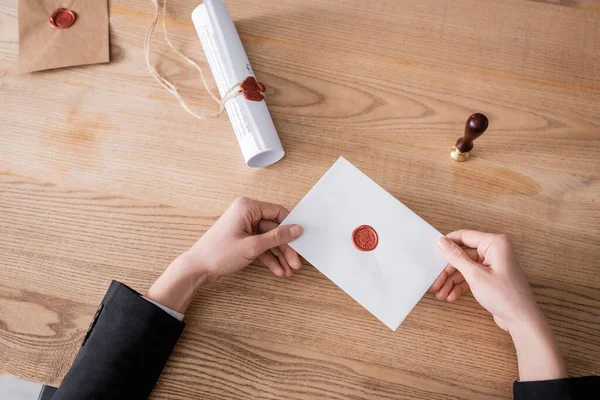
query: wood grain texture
1 0 599 398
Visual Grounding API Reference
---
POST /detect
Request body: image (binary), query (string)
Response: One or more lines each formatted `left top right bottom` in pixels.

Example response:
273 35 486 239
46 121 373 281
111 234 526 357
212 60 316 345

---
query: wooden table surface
1 0 599 398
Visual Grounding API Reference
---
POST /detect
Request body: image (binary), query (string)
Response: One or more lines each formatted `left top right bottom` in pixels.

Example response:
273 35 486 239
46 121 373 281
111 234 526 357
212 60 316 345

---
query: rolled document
192 0 284 168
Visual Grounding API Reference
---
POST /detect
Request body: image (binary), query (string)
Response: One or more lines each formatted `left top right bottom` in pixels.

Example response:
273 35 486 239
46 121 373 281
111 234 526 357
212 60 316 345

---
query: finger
255 200 290 223
428 264 456 293
437 237 481 280
258 219 278 233
464 248 480 263
429 246 481 293
258 251 285 277
282 245 302 269
248 224 303 256
446 230 493 250
258 220 302 269
271 247 293 276
436 270 465 300
447 281 470 302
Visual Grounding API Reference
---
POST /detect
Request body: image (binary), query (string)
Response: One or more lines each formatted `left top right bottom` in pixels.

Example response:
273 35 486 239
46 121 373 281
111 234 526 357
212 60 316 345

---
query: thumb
249 224 303 255
437 237 480 280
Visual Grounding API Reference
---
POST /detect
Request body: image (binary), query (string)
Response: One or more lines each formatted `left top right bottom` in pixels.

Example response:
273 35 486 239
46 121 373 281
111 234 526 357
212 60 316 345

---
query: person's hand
432 230 567 381
186 196 303 280
430 230 540 332
146 197 303 313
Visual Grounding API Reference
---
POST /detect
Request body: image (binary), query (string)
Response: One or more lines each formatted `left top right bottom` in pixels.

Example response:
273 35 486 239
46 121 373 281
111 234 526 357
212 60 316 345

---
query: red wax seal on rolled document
240 76 266 101
352 225 378 251
49 8 77 29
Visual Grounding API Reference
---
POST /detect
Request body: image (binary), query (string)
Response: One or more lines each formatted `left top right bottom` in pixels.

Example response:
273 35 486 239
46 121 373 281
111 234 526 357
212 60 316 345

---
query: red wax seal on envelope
49 8 77 29
352 225 378 251
240 76 266 101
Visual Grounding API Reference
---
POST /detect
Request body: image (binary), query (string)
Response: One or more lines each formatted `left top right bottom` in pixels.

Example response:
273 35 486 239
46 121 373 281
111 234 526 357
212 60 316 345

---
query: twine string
145 0 242 119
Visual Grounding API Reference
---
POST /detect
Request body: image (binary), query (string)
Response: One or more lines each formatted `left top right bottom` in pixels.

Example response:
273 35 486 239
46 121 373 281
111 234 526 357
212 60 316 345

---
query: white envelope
282 157 447 330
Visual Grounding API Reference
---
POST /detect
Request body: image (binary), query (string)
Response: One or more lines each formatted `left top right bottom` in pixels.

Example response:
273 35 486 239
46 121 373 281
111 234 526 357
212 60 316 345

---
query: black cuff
514 376 600 400
54 280 185 400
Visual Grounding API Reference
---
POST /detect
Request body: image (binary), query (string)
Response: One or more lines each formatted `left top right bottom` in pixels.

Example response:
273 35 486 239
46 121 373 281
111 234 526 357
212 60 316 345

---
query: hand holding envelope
282 157 447 330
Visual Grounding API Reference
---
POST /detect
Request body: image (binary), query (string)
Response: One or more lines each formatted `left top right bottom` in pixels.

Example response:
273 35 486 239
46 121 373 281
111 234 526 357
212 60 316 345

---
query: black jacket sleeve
514 376 600 400
53 281 185 400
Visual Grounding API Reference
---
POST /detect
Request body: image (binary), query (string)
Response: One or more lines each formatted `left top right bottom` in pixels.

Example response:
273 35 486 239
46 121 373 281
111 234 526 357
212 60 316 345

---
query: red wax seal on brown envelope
240 76 266 101
49 8 77 29
352 225 378 251
18 0 109 73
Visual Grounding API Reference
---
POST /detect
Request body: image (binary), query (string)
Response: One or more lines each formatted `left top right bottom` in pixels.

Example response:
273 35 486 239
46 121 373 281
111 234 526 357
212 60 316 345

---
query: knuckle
271 228 283 246
497 233 510 243
493 233 512 249
493 233 510 244
450 247 466 261
233 196 249 207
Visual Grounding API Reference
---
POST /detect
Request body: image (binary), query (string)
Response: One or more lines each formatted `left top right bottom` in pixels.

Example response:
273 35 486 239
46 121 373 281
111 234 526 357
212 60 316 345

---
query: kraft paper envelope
18 0 109 73
282 157 447 330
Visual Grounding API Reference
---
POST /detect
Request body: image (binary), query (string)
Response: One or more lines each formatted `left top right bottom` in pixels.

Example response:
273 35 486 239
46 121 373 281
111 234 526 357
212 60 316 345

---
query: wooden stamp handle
456 113 489 152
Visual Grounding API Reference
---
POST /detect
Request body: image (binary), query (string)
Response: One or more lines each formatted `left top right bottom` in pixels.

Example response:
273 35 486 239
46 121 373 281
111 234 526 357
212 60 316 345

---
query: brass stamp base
450 147 470 162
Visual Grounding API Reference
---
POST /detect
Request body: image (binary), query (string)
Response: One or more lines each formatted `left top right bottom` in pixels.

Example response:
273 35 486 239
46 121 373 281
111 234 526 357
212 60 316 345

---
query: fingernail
289 224 303 238
437 237 453 251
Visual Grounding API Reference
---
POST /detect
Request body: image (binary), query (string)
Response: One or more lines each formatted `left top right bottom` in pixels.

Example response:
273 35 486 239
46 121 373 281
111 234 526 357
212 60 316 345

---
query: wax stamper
450 113 489 162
